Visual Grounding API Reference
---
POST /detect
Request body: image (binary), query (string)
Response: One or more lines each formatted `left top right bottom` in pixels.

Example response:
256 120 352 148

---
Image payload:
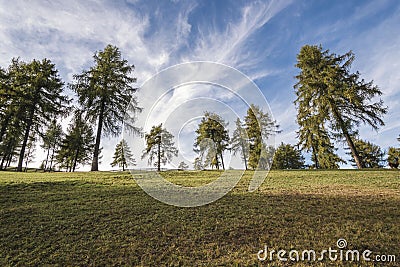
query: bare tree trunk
6 152 13 168
0 154 6 170
49 143 56 171
72 147 79 172
17 118 33 172
220 152 225 170
91 102 105 171
43 148 50 171
241 141 248 170
311 144 319 169
329 99 363 169
157 140 161 171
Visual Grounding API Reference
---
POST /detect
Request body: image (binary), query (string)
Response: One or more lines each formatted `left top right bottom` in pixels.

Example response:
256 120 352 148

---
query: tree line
0 44 399 171
0 45 140 172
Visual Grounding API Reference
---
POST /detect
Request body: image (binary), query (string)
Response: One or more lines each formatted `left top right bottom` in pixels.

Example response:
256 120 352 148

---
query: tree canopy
56 113 95 172
142 124 178 171
194 112 230 170
272 143 305 169
70 44 141 171
294 45 387 169
0 58 70 171
111 139 135 171
231 118 250 170
244 104 279 170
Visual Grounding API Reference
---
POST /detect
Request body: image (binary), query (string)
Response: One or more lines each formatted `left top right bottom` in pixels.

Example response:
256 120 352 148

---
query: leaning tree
294 45 387 169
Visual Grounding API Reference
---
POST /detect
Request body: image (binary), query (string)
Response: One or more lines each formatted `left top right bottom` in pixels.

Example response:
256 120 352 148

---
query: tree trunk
6 152 13 168
328 99 363 169
17 118 33 172
241 140 248 170
311 144 319 169
220 152 225 170
44 148 50 171
0 154 6 170
91 101 105 171
343 132 363 168
49 148 55 171
157 140 161 171
72 147 79 172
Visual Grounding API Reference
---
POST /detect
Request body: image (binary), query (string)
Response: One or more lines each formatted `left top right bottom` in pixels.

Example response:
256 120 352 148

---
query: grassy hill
0 170 399 266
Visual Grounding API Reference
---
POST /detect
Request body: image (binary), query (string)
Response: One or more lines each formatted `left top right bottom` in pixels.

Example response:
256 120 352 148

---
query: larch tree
142 124 178 171
231 118 250 170
56 113 95 172
194 112 229 170
294 45 387 169
15 59 70 172
70 44 141 171
0 60 30 169
111 139 135 171
244 104 279 170
193 157 204 170
272 143 304 170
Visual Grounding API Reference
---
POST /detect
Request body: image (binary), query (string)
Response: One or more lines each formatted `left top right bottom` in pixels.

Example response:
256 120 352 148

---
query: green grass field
0 170 399 266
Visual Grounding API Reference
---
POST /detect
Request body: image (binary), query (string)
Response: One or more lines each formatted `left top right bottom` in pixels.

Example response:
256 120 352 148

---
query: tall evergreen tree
142 124 178 171
244 104 279 170
111 139 135 171
0 59 29 168
14 59 70 172
294 45 387 169
70 44 141 171
231 118 249 170
272 143 305 169
194 112 229 170
193 157 204 170
56 113 95 172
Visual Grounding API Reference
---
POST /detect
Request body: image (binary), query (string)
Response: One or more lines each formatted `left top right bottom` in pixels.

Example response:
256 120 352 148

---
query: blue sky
1 0 399 169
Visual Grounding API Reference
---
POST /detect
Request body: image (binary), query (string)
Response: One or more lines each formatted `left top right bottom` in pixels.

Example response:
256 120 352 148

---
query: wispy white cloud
188 1 292 70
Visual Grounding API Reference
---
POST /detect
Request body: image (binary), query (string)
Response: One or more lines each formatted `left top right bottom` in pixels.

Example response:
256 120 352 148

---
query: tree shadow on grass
0 181 399 266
